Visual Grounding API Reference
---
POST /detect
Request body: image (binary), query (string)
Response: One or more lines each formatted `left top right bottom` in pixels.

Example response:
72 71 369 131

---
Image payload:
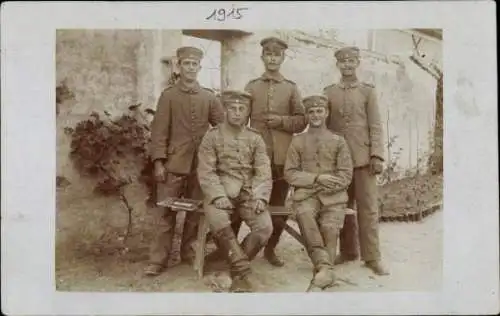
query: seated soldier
197 90 273 293
284 95 354 291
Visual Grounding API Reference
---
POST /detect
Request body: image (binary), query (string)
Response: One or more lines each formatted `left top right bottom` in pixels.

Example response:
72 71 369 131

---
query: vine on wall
64 105 155 241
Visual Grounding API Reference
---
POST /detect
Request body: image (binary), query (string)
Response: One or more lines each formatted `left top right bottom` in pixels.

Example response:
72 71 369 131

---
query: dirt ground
56 208 442 293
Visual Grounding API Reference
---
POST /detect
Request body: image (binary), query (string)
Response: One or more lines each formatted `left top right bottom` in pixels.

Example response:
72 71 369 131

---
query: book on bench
157 197 203 212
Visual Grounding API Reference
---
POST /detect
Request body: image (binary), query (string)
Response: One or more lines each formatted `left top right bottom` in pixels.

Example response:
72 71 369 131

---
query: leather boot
205 238 227 263
264 215 287 267
365 260 390 276
205 217 243 263
240 233 265 261
320 225 340 267
296 212 336 290
214 226 254 292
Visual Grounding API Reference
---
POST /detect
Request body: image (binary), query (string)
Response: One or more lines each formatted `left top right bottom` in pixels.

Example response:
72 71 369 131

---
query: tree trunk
429 75 443 174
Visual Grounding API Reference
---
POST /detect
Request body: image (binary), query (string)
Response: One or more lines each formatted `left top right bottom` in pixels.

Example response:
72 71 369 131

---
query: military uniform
147 46 225 273
238 36 307 266
323 46 388 274
285 95 353 291
197 90 273 292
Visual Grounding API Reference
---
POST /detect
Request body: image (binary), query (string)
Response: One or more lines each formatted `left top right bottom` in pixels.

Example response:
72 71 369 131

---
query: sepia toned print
56 28 443 293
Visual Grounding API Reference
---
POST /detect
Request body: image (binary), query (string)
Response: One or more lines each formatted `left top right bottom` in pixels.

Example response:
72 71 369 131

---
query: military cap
176 46 204 61
221 90 252 107
260 36 288 50
334 46 360 60
303 95 329 111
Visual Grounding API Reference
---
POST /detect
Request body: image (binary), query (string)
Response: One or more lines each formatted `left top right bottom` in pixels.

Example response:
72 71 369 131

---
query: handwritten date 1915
206 7 248 21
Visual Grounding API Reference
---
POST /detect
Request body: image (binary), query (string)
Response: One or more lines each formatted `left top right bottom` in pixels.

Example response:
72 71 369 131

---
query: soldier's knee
255 216 273 242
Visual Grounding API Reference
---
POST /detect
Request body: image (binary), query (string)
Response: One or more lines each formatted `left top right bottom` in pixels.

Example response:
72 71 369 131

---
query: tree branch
409 56 440 80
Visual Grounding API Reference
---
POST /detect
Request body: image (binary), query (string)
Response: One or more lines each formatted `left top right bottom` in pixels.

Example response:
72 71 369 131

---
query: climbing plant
64 105 155 241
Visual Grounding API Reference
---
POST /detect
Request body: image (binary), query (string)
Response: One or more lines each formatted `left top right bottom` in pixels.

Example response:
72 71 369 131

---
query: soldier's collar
261 72 285 82
338 79 359 89
221 121 246 135
177 80 201 93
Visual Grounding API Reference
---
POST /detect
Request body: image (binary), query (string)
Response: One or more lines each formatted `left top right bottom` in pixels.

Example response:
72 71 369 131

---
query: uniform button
316 162 320 167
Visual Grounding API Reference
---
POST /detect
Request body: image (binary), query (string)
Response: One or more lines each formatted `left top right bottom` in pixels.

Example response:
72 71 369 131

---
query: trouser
148 172 202 266
205 191 273 262
232 165 289 251
293 196 345 272
338 166 381 262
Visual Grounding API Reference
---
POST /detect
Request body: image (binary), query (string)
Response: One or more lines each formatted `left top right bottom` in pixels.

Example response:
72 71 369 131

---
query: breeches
293 197 346 269
205 197 273 244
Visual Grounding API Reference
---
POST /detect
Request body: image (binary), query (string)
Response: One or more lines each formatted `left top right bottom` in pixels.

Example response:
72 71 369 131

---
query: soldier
145 46 224 276
323 46 389 275
284 94 353 291
228 36 307 267
197 90 273 292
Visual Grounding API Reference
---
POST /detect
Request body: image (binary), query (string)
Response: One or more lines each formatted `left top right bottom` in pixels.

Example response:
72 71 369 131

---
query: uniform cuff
370 155 384 162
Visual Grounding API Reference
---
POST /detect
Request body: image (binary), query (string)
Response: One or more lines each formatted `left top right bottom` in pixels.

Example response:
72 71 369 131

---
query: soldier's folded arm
196 132 227 204
278 86 307 134
366 86 385 161
149 90 171 162
251 135 273 203
284 138 317 188
328 137 354 191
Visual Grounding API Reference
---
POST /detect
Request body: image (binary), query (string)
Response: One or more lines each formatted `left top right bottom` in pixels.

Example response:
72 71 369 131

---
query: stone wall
56 29 182 190
222 29 441 177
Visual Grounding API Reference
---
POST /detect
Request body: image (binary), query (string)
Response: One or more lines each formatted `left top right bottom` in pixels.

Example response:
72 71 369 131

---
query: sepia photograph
3 2 498 315
55 28 444 293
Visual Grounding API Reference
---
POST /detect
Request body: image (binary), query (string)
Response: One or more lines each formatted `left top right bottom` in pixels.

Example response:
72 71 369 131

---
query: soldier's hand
254 199 267 214
316 174 337 189
369 157 384 175
153 161 166 183
214 197 234 210
266 114 283 128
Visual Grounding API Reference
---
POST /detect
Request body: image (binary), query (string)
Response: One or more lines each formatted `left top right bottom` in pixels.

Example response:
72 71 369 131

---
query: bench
158 197 355 279
157 197 305 279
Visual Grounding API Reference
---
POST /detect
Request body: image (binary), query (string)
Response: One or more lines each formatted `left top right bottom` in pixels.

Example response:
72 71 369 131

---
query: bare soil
56 173 443 292
56 209 443 293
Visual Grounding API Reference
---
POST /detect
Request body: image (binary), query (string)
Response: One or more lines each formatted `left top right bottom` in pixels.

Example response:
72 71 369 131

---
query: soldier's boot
215 226 254 293
320 224 340 267
240 233 266 262
145 209 176 277
264 215 287 267
144 263 164 277
205 218 243 263
296 213 335 291
365 260 390 276
307 266 336 292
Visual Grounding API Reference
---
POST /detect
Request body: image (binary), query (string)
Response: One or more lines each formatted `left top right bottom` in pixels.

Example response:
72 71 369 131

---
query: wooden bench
158 197 355 279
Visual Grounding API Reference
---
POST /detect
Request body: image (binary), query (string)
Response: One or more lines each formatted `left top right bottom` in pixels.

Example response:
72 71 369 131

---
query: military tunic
245 73 307 166
243 72 307 255
284 127 353 270
197 123 273 239
323 80 384 262
148 81 224 266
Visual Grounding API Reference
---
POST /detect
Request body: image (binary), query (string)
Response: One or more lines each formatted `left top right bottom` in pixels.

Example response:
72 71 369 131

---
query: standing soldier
284 95 353 291
197 90 273 292
145 46 224 276
241 36 307 267
323 46 389 275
